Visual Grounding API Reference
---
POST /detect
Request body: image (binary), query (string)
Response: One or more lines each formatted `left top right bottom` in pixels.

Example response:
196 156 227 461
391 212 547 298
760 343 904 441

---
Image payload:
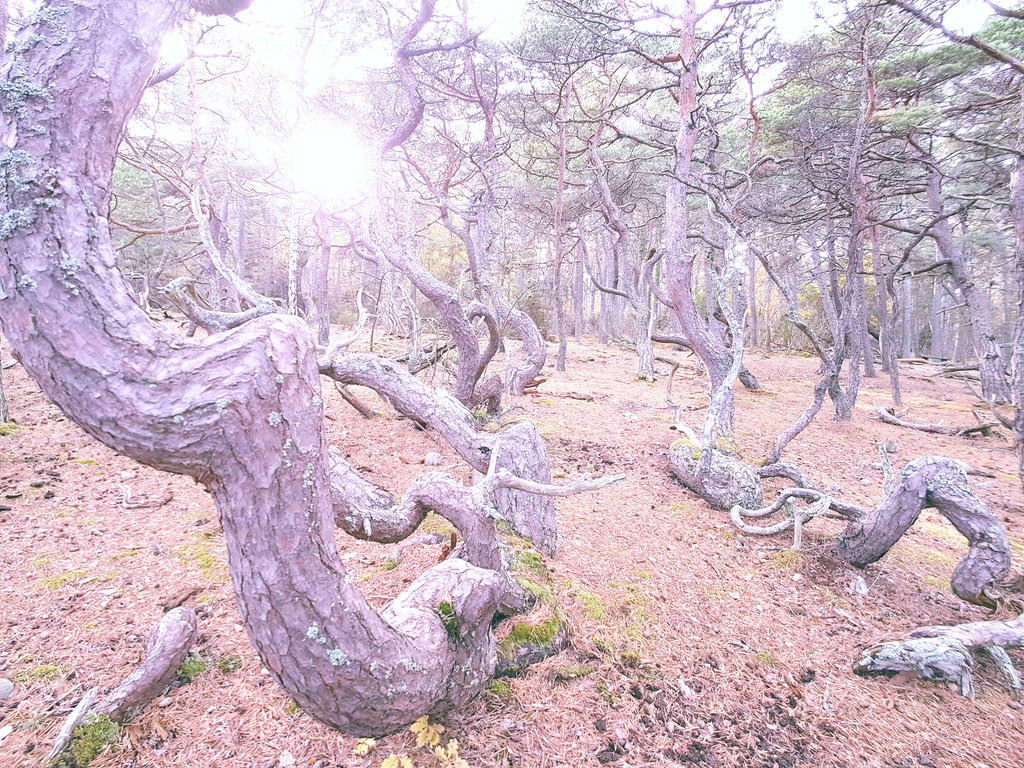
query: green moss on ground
56 714 120 768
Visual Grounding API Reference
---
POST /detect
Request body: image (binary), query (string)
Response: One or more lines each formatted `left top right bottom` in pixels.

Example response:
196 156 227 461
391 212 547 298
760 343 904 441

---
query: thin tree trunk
1011 87 1024 489
313 207 332 346
663 0 739 432
572 256 584 341
924 166 1012 403
0 344 9 424
901 278 914 358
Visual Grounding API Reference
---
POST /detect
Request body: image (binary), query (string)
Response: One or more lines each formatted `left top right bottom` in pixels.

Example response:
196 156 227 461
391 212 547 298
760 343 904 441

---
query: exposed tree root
45 608 197 764
96 608 198 722
836 456 1016 608
668 435 763 510
730 489 834 550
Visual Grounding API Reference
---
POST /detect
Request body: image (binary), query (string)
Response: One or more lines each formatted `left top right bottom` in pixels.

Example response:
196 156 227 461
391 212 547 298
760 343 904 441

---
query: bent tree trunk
835 457 1013 607
0 0 551 737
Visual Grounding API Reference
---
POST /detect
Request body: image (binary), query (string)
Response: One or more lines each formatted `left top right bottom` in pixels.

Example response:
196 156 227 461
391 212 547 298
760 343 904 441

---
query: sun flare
289 120 371 205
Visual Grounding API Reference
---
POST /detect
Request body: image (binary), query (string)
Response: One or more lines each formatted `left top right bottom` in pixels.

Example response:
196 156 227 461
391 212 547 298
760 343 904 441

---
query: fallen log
854 613 1024 700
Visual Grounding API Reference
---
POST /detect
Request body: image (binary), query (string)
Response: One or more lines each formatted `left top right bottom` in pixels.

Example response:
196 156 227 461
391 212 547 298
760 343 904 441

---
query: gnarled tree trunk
835 457 1013 607
0 0 561 737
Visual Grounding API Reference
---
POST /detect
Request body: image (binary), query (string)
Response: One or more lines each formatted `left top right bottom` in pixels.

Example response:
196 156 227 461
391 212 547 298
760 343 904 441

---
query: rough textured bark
668 437 763 511
1013 87 1024 490
661 0 750 429
835 457 1013 607
854 614 1024 700
457 36 545 395
358 200 500 409
0 0 556 737
0 344 8 423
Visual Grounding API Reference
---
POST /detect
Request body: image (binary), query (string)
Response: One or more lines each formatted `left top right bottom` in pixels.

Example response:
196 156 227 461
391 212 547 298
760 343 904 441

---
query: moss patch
215 654 242 674
56 714 121 768
551 663 598 683
577 590 607 620
517 577 556 607
487 680 513 700
16 663 63 682
509 547 547 580
176 653 209 684
40 569 87 590
765 550 803 571
620 649 641 668
501 614 562 649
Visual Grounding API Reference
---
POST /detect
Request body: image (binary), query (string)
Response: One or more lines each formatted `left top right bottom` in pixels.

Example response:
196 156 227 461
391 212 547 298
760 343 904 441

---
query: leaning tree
0 0 622 736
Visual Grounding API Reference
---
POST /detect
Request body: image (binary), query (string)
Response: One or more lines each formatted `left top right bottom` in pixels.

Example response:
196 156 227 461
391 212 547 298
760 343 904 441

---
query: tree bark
96 608 197 723
1012 87 1024 489
662 0 743 431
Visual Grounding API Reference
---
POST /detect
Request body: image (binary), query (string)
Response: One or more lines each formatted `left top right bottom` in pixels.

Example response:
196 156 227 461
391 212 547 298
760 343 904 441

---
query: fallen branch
335 382 377 419
854 613 1024 700
44 687 99 766
490 468 625 497
95 607 198 722
875 404 999 438
545 391 596 402
120 487 174 509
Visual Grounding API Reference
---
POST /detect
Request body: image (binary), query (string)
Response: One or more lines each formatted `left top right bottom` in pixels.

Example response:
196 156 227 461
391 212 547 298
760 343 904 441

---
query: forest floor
2 335 1024 768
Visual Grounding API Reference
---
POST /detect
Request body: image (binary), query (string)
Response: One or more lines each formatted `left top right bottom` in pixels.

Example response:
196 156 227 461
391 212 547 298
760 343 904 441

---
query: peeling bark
854 614 1024 700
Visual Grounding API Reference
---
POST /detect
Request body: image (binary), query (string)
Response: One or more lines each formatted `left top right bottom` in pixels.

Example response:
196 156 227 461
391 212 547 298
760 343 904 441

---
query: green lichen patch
0 422 21 437
55 714 121 768
176 653 209 684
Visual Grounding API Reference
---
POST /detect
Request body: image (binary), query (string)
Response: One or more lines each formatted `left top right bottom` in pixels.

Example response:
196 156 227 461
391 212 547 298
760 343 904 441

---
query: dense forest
2 0 1024 766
